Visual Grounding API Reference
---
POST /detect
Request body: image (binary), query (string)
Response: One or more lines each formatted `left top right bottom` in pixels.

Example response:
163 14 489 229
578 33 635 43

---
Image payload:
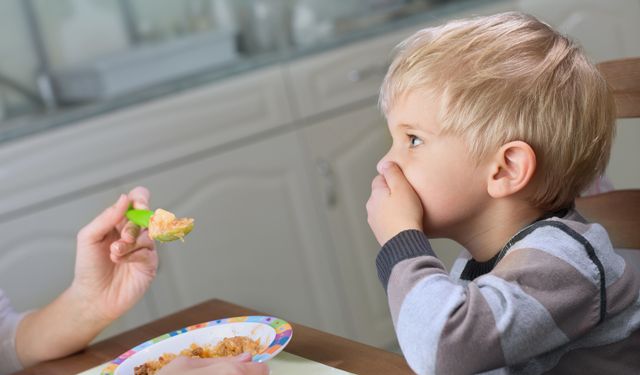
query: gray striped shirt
376 213 640 374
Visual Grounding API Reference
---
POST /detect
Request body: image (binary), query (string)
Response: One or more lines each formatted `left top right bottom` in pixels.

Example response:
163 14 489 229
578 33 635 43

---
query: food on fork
148 208 194 242
126 207 194 242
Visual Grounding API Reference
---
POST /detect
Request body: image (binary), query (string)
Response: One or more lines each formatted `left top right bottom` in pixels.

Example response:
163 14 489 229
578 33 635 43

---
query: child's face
378 90 490 238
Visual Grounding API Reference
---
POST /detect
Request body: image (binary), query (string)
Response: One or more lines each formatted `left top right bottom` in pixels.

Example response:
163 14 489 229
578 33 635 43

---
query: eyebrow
397 123 436 135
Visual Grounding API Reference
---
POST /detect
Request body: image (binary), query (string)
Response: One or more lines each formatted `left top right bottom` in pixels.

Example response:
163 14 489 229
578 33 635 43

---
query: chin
423 219 455 239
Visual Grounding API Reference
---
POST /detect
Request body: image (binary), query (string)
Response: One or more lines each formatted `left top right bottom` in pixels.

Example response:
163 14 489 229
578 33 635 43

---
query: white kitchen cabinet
120 130 351 338
298 104 396 347
0 66 292 219
286 29 410 119
0 186 156 340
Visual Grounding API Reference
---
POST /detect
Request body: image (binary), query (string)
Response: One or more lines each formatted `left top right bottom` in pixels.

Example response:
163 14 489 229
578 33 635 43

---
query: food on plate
133 336 263 375
148 208 194 242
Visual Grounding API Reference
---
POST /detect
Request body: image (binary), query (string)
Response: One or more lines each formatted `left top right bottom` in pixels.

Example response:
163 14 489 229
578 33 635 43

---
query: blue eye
409 135 423 148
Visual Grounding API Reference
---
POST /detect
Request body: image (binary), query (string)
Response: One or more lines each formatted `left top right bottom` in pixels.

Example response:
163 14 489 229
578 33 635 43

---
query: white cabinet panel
0 66 293 219
286 29 413 119
518 0 640 61
299 104 396 348
121 131 350 337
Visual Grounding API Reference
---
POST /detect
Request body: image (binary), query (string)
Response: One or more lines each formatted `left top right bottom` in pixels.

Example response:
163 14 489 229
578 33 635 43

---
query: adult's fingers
237 362 270 375
158 354 265 375
110 229 155 262
171 353 252 369
128 186 150 210
78 194 128 244
117 186 151 242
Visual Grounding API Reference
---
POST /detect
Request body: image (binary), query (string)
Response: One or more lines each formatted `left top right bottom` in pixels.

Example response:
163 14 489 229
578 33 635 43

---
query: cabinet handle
316 158 337 208
346 63 389 83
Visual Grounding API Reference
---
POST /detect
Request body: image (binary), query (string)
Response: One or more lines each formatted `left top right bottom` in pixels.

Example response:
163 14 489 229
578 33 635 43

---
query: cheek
403 159 477 212
402 164 452 204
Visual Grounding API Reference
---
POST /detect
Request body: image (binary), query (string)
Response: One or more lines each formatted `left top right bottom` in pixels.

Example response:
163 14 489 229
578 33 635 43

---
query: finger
111 247 157 266
380 162 410 191
78 194 128 244
188 353 252 367
111 229 155 259
119 220 141 244
371 174 390 193
165 354 250 370
230 353 252 362
242 362 270 375
128 186 150 210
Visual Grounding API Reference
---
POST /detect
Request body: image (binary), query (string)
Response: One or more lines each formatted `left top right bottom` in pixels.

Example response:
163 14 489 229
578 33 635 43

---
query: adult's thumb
78 194 128 243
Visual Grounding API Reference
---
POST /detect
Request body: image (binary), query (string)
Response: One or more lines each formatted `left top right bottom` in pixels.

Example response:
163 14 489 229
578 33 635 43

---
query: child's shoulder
505 211 627 282
510 212 611 256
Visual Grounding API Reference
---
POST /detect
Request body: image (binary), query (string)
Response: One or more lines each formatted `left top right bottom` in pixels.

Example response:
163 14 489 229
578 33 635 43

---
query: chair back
575 57 640 249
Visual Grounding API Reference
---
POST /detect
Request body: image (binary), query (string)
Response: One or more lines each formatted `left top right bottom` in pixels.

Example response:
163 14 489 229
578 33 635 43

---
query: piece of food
134 337 263 375
147 208 194 242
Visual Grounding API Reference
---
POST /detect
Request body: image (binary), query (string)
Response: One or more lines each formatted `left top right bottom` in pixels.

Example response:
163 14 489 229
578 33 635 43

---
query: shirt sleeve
0 290 26 375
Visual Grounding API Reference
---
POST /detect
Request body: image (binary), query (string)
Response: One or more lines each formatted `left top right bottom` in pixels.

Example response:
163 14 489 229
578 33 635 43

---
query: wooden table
14 299 413 375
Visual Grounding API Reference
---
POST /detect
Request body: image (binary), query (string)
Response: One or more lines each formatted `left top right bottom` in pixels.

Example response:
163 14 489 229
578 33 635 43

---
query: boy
366 12 640 375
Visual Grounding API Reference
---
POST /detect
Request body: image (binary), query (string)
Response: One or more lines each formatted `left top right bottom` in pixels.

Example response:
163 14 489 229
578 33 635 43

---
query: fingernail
112 243 122 254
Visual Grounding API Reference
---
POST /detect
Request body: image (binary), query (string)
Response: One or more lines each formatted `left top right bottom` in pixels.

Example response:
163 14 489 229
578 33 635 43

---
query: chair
575 57 640 250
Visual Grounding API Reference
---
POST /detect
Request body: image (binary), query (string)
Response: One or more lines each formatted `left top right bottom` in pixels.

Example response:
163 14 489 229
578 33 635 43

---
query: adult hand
366 162 424 245
157 353 269 375
16 187 159 368
71 186 158 324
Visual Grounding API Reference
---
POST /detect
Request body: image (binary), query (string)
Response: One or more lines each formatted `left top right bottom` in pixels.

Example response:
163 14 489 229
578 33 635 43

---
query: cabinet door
298 104 398 348
0 187 155 340
122 131 350 336
0 66 293 219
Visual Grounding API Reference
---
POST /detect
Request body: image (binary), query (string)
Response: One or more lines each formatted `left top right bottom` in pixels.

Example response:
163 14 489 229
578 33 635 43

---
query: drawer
0 65 294 219
286 28 415 119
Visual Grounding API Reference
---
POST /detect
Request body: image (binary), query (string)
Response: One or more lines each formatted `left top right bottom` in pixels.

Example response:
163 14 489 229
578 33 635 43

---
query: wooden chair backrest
575 57 640 249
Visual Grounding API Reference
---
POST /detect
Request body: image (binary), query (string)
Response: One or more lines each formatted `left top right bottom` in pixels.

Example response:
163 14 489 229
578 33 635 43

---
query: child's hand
71 186 158 324
367 162 424 245
157 353 269 375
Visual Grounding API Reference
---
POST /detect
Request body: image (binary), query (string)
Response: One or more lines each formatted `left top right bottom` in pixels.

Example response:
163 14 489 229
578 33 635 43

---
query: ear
486 141 537 199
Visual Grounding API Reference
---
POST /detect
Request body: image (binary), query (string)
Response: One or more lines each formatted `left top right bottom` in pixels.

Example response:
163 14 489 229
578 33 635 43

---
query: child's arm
15 187 158 368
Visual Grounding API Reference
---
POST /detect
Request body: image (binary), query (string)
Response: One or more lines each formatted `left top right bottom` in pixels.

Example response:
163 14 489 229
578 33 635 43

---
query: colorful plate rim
100 315 293 375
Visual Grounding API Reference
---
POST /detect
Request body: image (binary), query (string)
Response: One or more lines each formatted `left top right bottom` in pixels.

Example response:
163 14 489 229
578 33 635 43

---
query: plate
101 316 293 374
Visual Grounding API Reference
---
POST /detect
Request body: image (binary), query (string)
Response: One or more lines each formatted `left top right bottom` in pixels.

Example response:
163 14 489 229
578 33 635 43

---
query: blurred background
1 0 452 125
0 0 638 351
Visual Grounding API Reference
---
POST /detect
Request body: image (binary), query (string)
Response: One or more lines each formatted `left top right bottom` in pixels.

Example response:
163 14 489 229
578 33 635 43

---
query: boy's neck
455 200 546 262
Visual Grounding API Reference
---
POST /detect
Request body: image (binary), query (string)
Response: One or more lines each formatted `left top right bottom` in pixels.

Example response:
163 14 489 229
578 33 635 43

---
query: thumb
78 194 128 244
380 162 410 192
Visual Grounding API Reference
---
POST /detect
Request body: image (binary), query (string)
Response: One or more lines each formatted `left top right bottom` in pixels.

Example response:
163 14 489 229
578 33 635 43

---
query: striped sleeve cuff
376 229 436 289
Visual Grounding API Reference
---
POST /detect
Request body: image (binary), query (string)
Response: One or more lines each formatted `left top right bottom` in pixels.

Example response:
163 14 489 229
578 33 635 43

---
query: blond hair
380 12 615 212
